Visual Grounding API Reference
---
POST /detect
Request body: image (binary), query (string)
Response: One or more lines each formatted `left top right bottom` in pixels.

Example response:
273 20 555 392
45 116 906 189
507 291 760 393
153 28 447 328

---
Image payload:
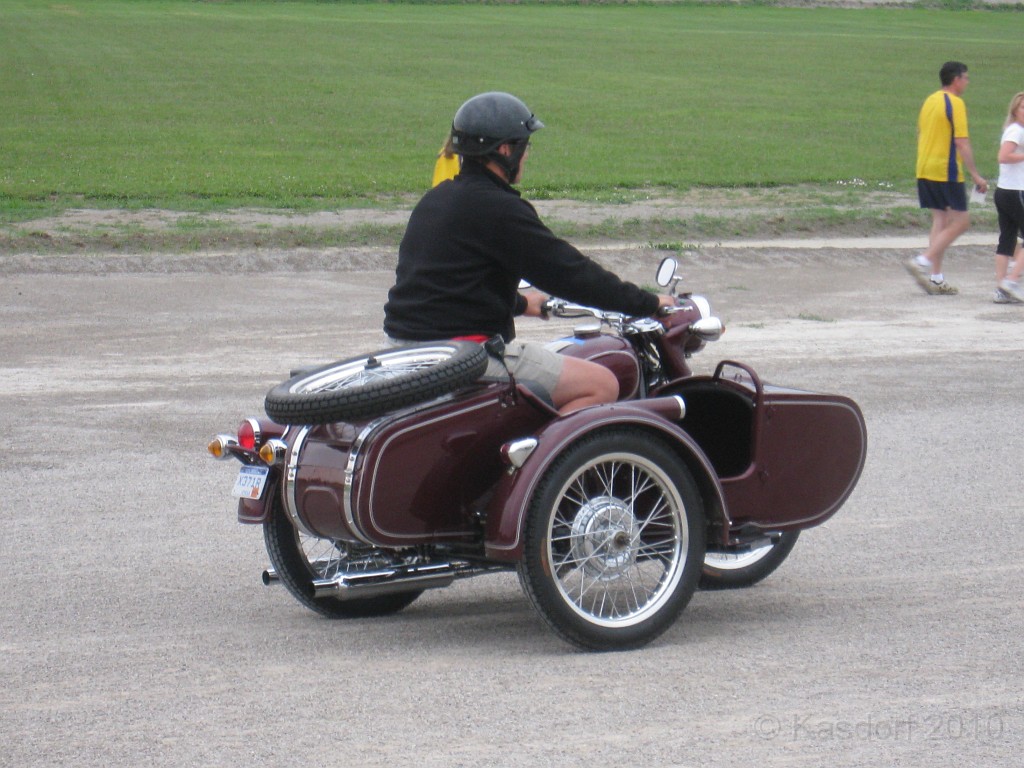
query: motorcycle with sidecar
207 258 866 651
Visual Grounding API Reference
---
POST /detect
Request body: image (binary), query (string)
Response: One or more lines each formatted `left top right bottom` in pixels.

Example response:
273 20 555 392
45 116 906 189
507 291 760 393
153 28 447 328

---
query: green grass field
2 0 1022 219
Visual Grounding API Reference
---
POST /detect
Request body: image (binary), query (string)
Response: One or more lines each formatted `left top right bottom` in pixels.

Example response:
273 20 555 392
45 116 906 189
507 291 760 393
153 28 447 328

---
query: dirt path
1 231 1022 767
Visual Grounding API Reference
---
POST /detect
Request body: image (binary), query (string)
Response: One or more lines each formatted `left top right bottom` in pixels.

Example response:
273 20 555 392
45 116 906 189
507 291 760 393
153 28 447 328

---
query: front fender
483 398 730 562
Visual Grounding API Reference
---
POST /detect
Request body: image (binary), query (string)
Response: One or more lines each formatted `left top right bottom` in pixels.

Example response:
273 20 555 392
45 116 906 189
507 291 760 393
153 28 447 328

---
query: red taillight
237 418 260 451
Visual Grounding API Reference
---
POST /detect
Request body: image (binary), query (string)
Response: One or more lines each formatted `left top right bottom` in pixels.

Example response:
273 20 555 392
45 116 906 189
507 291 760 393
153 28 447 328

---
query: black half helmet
450 92 544 157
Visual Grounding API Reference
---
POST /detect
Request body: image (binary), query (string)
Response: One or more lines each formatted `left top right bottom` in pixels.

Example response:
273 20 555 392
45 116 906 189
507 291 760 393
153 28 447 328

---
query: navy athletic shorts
917 179 968 212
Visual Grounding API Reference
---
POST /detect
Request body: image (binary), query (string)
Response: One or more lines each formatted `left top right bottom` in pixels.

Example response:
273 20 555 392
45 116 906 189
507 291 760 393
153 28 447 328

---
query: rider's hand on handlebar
655 294 678 325
521 289 551 319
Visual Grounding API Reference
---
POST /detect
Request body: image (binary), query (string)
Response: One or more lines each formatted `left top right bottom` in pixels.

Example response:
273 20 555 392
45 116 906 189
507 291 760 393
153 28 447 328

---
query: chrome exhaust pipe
312 561 463 600
263 560 492 598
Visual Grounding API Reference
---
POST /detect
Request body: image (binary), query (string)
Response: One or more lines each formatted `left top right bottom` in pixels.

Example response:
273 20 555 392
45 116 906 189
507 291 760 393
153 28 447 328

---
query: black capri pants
995 186 1024 256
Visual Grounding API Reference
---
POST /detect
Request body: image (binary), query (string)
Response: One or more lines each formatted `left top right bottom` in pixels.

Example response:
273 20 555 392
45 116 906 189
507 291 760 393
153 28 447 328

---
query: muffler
312 561 460 600
262 561 476 600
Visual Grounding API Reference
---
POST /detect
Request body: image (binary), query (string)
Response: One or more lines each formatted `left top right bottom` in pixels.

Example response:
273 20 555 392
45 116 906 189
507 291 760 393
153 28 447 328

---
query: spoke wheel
700 531 800 589
264 342 488 424
263 495 422 618
518 428 705 651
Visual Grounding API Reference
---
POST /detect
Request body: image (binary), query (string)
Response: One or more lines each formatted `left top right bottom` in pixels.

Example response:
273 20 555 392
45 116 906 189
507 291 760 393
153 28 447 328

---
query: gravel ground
1 230 1022 766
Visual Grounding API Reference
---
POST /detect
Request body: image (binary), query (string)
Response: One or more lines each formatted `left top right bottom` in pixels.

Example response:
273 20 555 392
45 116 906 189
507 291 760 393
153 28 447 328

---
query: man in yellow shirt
906 61 988 295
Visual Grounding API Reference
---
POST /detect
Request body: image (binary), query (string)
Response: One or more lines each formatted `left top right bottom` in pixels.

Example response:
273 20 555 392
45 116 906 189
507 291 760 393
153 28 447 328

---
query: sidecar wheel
264 341 488 424
700 531 800 589
263 496 422 618
517 428 705 652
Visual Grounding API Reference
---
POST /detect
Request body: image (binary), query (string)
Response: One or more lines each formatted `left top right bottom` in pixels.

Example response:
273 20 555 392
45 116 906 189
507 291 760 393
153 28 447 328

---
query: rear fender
483 398 729 562
236 473 280 525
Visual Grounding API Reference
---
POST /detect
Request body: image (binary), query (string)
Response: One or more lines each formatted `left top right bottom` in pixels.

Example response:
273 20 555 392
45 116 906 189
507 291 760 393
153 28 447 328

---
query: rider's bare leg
552 356 619 414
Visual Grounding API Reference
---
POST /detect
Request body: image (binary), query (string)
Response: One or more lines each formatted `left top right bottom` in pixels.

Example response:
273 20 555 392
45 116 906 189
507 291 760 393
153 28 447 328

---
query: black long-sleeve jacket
383 162 660 343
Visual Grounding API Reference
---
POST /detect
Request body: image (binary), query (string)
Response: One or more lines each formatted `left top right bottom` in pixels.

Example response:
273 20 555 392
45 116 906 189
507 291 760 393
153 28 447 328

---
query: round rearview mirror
656 258 678 288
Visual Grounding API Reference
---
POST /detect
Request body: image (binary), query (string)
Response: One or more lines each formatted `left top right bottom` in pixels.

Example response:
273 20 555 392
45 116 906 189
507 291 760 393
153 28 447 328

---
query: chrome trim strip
343 419 387 545
671 394 687 420
244 417 261 447
284 425 317 538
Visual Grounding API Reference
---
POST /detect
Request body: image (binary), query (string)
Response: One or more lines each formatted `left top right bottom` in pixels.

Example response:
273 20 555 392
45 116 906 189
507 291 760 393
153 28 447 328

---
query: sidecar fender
483 398 730 562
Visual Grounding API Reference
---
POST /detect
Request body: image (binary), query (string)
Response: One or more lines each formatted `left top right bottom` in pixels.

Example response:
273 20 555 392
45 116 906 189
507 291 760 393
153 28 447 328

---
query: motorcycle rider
384 91 675 414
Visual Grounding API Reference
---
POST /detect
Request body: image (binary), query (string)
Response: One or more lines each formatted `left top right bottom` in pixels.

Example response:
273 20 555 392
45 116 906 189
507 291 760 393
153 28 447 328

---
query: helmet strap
489 140 529 184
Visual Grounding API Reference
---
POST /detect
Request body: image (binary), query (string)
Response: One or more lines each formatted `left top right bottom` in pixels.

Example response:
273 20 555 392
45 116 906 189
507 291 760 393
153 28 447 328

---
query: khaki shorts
482 340 563 396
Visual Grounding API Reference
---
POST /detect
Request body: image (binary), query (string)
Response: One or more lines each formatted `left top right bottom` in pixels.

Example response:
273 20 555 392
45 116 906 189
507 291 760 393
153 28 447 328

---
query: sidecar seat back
673 380 754 478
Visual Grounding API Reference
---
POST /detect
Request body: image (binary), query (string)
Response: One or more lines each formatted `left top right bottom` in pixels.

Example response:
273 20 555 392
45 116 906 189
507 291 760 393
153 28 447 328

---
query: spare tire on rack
264 341 489 425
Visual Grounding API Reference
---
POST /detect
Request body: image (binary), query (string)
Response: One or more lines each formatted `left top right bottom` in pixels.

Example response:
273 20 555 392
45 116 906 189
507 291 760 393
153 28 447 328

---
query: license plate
231 465 269 500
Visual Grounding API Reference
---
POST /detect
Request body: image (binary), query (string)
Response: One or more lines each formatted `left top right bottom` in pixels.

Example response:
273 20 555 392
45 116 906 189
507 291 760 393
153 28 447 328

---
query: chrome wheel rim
299 534 392 580
289 346 457 394
548 453 686 628
704 542 774 571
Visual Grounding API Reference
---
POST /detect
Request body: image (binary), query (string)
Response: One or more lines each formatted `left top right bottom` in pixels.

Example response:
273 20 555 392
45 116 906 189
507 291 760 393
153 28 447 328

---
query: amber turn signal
207 435 236 459
259 439 287 465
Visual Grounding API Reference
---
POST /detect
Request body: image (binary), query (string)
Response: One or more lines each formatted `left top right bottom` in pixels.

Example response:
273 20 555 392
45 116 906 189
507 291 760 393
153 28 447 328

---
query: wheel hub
568 496 639 580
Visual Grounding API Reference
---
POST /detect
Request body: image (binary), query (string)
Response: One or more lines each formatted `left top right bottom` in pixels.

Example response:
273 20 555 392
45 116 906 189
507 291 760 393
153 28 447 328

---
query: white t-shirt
997 122 1024 191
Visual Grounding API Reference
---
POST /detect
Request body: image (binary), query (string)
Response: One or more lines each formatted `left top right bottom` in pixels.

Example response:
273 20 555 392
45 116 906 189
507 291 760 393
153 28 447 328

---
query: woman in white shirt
993 91 1024 303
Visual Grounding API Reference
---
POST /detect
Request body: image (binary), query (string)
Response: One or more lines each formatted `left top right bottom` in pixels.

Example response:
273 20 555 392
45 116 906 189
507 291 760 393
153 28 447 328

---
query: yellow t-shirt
432 151 460 187
916 89 969 182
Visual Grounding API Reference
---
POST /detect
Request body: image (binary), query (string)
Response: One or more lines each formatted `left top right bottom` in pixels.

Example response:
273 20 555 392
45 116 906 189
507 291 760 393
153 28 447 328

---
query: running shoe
999 279 1024 303
923 279 958 295
904 258 942 294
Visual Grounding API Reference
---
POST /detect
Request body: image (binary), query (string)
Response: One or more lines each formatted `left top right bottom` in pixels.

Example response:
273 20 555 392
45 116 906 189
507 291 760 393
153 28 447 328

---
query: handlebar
541 298 685 322
540 299 597 320
541 296 723 342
